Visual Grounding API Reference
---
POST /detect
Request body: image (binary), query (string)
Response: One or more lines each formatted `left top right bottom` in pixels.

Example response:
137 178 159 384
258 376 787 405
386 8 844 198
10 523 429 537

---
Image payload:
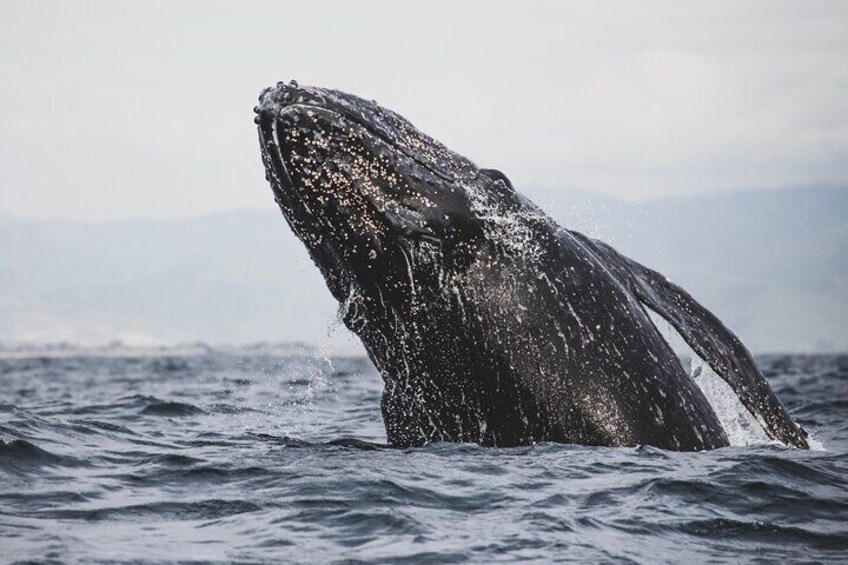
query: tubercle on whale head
255 81 488 304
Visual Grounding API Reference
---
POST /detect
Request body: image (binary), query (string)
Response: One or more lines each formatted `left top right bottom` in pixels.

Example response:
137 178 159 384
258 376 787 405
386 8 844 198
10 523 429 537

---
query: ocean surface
1 352 846 564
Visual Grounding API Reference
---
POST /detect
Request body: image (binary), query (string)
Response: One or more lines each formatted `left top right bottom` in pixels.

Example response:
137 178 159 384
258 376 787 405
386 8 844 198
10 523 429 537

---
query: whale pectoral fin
570 231 810 449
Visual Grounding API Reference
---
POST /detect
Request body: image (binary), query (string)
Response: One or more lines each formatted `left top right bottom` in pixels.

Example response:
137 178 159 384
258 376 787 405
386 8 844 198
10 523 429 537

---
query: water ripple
0 353 845 563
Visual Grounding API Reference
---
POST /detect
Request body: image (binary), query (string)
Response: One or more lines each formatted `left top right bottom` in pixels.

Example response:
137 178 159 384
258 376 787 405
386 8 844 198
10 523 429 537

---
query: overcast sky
2 1 846 220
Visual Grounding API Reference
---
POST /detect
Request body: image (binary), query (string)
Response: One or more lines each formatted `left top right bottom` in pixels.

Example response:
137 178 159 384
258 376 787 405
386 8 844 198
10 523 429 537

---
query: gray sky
2 1 846 220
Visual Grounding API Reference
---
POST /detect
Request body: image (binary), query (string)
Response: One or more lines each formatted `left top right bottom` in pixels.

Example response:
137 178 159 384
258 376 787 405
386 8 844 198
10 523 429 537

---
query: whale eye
479 168 515 192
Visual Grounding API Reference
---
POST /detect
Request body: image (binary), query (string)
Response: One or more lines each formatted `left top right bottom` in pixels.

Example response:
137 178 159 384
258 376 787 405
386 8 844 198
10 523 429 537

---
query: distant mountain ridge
1 186 846 352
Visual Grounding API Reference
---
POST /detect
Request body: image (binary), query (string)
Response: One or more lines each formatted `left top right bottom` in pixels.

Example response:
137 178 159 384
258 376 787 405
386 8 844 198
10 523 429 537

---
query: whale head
255 82 502 306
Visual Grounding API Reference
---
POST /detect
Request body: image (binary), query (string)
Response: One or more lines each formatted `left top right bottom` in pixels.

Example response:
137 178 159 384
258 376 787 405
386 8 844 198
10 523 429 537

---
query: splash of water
688 357 771 446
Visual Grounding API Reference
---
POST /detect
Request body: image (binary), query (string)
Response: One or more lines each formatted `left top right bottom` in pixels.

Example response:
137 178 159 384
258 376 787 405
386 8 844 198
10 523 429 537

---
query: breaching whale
254 81 809 451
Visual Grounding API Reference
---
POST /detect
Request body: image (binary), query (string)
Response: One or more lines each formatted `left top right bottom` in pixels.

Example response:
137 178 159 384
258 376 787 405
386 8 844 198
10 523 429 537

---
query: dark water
1 353 846 564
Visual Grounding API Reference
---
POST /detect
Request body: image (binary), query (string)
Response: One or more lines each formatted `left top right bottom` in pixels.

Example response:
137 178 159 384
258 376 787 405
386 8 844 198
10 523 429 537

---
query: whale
254 81 809 451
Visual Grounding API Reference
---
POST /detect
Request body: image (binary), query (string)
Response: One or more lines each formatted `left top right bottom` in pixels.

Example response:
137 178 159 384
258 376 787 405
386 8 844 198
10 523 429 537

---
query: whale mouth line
258 108 295 202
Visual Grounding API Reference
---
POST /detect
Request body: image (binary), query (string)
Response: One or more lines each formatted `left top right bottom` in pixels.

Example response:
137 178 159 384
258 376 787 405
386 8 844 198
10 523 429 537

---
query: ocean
1 352 846 563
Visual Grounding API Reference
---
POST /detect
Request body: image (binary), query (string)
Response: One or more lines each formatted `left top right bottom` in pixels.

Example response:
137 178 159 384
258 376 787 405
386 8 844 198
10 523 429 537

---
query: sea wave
0 353 845 563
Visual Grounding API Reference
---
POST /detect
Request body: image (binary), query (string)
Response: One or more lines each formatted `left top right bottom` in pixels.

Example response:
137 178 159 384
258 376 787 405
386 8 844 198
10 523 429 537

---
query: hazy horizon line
1 338 843 359
3 183 846 224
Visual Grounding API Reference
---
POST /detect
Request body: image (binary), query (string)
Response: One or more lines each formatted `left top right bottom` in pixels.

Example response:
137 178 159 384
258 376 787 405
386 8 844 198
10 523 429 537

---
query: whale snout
254 81 295 124
254 80 331 124
258 79 301 103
